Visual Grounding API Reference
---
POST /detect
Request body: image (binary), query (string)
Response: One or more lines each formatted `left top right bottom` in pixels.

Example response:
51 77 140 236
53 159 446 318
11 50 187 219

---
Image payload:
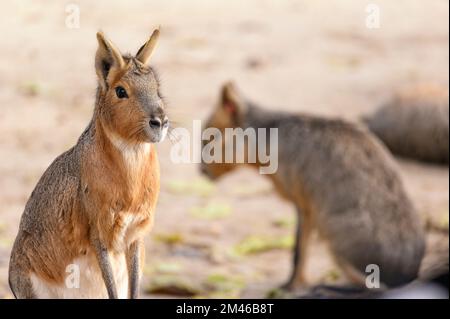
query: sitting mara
9 29 168 298
200 82 425 291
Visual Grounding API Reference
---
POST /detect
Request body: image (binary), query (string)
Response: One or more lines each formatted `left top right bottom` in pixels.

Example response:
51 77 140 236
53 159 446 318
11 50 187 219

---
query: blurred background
0 0 448 298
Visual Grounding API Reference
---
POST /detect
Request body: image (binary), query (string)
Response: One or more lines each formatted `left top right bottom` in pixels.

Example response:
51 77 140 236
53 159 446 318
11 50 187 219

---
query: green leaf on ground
190 203 231 220
438 213 449 229
154 232 184 245
154 262 183 274
166 178 215 197
267 287 292 299
20 81 41 97
0 222 6 233
322 269 341 282
233 235 294 256
189 273 246 298
204 273 245 293
272 217 295 228
0 237 12 248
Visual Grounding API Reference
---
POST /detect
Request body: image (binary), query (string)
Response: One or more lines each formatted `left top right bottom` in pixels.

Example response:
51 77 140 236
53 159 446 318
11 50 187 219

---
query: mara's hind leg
282 208 312 290
334 256 368 288
9 266 36 299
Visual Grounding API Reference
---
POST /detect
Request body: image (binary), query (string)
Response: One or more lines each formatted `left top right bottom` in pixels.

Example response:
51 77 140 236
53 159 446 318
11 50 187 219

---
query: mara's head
200 82 249 180
95 29 168 144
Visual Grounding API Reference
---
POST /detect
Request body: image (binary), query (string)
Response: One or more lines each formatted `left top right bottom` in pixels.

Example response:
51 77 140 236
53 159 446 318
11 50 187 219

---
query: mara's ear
136 28 160 66
220 81 246 117
95 31 125 90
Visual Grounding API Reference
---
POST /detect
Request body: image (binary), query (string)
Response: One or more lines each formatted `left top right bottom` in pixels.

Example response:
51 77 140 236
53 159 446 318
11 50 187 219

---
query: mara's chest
110 209 153 251
85 137 160 249
95 166 159 251
114 139 160 208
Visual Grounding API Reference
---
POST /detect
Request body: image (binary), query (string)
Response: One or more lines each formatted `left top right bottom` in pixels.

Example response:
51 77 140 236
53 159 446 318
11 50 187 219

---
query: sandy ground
0 0 448 298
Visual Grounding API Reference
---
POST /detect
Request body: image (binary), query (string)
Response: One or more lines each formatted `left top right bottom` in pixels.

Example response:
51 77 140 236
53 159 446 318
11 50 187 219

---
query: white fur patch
113 212 145 251
160 125 168 143
108 132 151 160
107 131 151 177
30 253 129 299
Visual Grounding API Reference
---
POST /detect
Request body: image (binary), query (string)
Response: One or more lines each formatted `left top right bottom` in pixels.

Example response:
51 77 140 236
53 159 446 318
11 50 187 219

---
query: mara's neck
92 116 153 177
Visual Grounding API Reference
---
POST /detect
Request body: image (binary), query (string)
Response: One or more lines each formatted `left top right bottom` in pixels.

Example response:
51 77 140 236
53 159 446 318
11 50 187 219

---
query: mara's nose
149 116 169 129
149 117 162 129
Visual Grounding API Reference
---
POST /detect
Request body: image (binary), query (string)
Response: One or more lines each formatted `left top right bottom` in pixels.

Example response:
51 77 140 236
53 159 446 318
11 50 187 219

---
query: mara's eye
115 86 128 99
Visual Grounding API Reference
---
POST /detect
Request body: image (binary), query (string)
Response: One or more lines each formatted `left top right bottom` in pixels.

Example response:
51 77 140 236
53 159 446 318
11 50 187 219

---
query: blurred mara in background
364 84 449 165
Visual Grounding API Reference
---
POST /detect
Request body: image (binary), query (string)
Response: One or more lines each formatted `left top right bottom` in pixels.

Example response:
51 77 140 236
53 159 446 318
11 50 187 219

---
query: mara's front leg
126 240 144 299
282 208 312 290
92 237 118 299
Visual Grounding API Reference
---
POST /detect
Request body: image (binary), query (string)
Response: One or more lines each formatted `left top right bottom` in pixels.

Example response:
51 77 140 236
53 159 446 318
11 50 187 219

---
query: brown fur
9 30 167 298
363 84 449 164
201 82 426 290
